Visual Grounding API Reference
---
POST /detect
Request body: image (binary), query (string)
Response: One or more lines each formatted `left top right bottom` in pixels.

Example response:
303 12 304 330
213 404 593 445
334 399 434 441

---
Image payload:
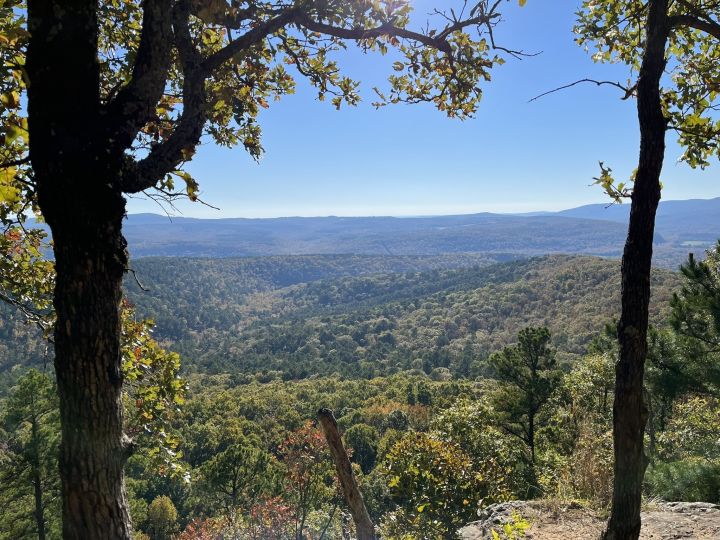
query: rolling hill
0 252 684 393
120 254 681 378
118 198 719 266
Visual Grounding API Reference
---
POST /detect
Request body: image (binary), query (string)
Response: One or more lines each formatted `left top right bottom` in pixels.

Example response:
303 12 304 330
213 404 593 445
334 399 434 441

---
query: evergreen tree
489 327 562 469
0 370 60 540
669 245 720 395
146 496 177 540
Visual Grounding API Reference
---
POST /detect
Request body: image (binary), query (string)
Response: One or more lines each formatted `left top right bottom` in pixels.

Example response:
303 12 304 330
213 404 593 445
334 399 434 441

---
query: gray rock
460 501 531 540
659 502 719 514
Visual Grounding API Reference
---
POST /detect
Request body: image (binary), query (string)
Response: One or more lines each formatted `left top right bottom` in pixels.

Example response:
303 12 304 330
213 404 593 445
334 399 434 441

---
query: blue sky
127 0 718 218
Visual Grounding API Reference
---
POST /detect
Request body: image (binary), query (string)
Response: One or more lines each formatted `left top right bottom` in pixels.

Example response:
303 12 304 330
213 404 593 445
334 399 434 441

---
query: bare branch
0 289 52 334
529 78 636 103
317 408 376 540
126 266 149 292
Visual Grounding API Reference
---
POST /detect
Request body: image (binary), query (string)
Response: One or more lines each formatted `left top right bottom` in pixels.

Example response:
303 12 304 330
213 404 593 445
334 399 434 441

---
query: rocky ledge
460 500 720 540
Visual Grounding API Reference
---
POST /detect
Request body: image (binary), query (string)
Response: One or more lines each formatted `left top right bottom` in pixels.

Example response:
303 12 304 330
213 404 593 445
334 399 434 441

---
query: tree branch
203 8 303 73
529 78 637 102
0 156 30 169
120 0 206 193
293 12 495 56
670 13 720 40
103 0 174 153
119 3 503 194
120 5 304 193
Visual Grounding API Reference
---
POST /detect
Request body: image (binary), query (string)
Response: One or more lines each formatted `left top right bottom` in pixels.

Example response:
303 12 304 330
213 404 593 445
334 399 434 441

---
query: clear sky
127 0 719 219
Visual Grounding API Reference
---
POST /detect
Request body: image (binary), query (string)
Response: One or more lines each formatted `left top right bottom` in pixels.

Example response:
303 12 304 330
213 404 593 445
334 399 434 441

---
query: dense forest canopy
0 254 682 389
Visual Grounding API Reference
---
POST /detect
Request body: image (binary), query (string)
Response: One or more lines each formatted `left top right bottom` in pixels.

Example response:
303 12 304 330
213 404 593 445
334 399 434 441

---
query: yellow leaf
0 167 19 204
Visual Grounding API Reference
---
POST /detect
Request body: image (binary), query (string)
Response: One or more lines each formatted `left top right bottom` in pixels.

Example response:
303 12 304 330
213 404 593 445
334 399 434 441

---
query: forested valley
4 0 720 538
2 249 719 538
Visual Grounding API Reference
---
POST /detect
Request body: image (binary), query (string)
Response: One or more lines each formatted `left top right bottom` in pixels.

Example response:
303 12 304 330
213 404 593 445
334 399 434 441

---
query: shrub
645 459 720 503
658 396 720 461
431 398 527 499
380 432 484 538
344 423 380 473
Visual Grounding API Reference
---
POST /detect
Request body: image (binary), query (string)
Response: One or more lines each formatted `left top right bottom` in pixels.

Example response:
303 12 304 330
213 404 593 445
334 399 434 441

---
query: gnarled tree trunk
604 1 669 539
26 1 133 537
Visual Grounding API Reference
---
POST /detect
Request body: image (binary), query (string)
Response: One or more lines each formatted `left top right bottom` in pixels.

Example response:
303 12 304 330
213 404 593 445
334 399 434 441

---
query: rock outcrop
459 500 720 539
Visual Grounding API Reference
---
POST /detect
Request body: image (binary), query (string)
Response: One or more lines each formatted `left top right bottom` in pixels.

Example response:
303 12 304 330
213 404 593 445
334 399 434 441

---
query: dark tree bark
528 413 535 465
604 2 670 539
26 1 132 538
317 409 376 540
48 198 131 540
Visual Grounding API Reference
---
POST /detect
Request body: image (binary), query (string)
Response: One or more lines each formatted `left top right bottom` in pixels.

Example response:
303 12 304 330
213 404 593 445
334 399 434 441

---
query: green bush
645 459 720 503
380 432 485 538
344 423 379 473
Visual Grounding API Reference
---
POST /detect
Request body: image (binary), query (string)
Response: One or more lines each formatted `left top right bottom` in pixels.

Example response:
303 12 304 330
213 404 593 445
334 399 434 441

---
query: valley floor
460 501 720 540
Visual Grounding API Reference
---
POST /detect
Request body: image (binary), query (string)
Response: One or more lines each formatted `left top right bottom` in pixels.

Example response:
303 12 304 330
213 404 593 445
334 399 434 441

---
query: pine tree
0 370 61 540
489 327 562 470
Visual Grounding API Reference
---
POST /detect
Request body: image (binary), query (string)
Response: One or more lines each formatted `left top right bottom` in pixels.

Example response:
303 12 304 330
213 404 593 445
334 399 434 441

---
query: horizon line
124 195 719 221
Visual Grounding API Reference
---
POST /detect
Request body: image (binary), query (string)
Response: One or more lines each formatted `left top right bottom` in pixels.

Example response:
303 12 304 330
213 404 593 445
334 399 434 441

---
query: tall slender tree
489 327 561 470
1 1 524 536
576 2 720 538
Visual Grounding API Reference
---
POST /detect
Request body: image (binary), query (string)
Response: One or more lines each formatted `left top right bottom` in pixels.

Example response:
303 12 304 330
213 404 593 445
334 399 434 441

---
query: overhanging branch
203 8 303 73
670 13 720 40
293 12 496 56
119 2 510 194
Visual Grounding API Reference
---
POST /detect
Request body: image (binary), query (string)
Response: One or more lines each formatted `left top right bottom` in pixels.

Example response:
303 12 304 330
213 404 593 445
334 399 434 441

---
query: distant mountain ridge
557 197 720 241
28 197 720 267
121 212 631 259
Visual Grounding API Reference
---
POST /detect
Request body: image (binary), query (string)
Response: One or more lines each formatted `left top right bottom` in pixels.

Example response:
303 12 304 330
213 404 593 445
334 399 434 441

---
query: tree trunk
32 463 46 540
26 1 134 538
51 206 132 540
317 409 376 540
528 413 535 465
31 417 46 540
604 2 669 539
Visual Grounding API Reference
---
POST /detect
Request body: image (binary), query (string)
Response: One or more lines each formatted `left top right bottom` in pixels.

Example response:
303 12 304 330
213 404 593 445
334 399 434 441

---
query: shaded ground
460 501 720 540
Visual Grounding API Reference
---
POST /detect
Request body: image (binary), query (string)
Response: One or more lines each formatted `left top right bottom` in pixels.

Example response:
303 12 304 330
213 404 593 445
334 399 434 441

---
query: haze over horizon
126 196 720 220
